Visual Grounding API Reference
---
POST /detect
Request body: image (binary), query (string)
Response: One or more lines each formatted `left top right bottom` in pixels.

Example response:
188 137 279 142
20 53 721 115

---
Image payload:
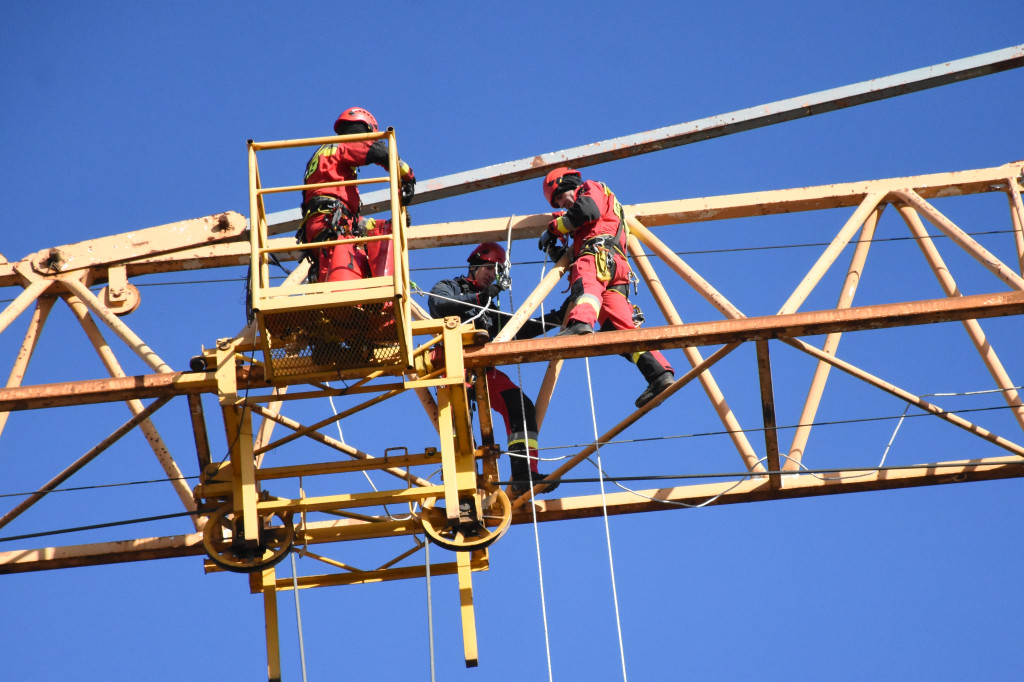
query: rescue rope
785 384 1024 482
323 382 414 522
505 266 556 681
292 476 309 681
290 551 309 682
583 357 629 680
424 533 437 682
412 286 506 320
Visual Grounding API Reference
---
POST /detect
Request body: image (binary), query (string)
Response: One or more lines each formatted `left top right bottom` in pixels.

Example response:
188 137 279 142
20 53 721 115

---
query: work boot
635 371 675 408
557 321 594 337
511 471 560 495
508 449 559 495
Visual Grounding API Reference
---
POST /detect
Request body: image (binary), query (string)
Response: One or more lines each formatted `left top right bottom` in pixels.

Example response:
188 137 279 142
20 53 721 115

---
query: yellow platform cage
246 129 414 382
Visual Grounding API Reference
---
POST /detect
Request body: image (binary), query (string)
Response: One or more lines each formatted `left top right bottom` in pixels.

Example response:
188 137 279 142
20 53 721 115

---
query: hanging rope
782 384 1024 481
424 532 437 682
292 475 308 681
290 551 308 682
322 381 413 522
583 357 628 680
503 247 556 680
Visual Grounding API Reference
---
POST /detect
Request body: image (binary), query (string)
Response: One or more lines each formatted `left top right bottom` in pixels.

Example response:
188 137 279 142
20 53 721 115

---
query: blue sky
2 2 1024 680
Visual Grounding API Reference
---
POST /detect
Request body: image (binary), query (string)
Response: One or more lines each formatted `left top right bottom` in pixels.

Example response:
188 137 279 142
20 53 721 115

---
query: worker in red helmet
298 107 416 283
538 168 675 408
428 243 563 494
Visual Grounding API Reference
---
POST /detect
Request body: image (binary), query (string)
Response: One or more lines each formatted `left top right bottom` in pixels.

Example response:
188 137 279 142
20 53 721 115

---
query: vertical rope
290 551 308 682
292 474 308 682
506 257 555 681
584 357 628 680
424 535 436 682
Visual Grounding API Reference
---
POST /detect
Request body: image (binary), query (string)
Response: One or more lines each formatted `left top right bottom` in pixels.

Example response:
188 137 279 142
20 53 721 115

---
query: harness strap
300 195 355 219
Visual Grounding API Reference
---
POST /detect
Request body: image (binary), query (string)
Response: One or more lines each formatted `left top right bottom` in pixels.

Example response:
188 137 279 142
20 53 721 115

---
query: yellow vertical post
436 319 478 523
247 140 262 313
436 385 461 525
262 567 282 682
216 343 259 545
457 551 479 668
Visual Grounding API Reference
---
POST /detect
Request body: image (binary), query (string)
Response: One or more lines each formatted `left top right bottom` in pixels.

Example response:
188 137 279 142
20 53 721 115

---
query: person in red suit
538 168 674 408
429 243 562 494
298 107 415 283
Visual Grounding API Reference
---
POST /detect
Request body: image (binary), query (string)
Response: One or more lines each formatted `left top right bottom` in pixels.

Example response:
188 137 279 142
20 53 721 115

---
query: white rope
783 383 1024 482
291 475 308 681
583 357 628 680
504 266 555 681
424 533 436 682
502 215 515 292
323 381 412 521
590 455 752 508
290 551 309 682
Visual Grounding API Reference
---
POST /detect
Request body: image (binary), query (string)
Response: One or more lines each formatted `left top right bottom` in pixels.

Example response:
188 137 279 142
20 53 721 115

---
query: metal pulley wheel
420 488 512 552
201 504 295 573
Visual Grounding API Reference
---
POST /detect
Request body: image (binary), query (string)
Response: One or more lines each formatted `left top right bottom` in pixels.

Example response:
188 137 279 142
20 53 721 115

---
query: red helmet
542 167 582 207
467 242 506 266
334 107 379 134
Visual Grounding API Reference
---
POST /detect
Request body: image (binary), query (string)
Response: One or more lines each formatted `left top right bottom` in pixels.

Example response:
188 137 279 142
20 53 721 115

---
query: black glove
351 218 368 237
542 308 563 328
479 282 502 304
401 179 416 206
538 230 556 254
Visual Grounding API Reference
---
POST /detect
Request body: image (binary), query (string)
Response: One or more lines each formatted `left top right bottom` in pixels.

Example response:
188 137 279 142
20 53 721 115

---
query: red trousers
566 253 673 377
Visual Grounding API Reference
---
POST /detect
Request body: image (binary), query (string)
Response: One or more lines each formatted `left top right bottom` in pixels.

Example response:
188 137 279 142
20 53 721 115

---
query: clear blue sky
2 2 1023 680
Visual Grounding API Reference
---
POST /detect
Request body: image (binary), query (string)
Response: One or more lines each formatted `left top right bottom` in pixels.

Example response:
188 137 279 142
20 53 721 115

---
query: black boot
556 321 594 337
509 449 559 494
635 370 674 408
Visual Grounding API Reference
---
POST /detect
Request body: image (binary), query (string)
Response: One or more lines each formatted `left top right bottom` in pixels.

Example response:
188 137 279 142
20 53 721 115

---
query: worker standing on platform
538 168 675 408
428 243 562 494
298 107 415 283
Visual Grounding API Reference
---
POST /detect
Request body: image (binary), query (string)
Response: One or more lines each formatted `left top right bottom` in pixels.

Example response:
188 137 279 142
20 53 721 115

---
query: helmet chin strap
466 266 484 290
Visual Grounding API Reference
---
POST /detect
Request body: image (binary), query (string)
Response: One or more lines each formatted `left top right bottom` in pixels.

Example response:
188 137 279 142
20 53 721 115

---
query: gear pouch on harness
594 245 615 282
579 240 616 283
579 233 626 284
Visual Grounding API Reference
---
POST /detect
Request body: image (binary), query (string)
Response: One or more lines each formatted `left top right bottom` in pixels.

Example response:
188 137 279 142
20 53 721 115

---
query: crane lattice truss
2 46 1023 676
2 158 1023 672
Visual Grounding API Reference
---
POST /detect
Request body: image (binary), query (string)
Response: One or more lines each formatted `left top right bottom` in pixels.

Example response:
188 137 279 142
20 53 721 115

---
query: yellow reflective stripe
554 216 572 235
577 293 602 315
508 438 540 450
304 144 338 180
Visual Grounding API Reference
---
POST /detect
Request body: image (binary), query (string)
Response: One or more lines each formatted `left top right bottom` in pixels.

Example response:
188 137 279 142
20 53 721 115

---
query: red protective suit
300 138 412 283
549 180 673 381
482 367 541 474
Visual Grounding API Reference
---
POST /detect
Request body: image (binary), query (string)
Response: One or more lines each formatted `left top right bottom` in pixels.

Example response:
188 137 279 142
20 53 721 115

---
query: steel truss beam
0 159 1021 570
1 47 1022 676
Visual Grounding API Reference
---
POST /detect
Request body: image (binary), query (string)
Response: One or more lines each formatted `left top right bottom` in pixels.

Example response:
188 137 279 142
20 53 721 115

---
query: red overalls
300 140 381 283
551 180 673 379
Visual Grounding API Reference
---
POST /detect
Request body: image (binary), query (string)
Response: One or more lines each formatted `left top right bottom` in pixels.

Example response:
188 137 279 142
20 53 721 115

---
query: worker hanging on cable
428 243 563 494
538 168 675 408
297 107 415 284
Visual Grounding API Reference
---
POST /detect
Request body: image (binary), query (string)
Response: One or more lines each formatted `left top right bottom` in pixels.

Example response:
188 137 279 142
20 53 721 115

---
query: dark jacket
428 275 563 340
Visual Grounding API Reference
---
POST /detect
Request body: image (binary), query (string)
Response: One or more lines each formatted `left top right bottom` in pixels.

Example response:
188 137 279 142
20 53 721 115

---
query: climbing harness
295 196 358 283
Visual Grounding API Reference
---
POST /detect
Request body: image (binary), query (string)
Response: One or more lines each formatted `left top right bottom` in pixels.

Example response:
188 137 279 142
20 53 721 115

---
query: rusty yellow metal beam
463 290 1024 369
512 456 1024 523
